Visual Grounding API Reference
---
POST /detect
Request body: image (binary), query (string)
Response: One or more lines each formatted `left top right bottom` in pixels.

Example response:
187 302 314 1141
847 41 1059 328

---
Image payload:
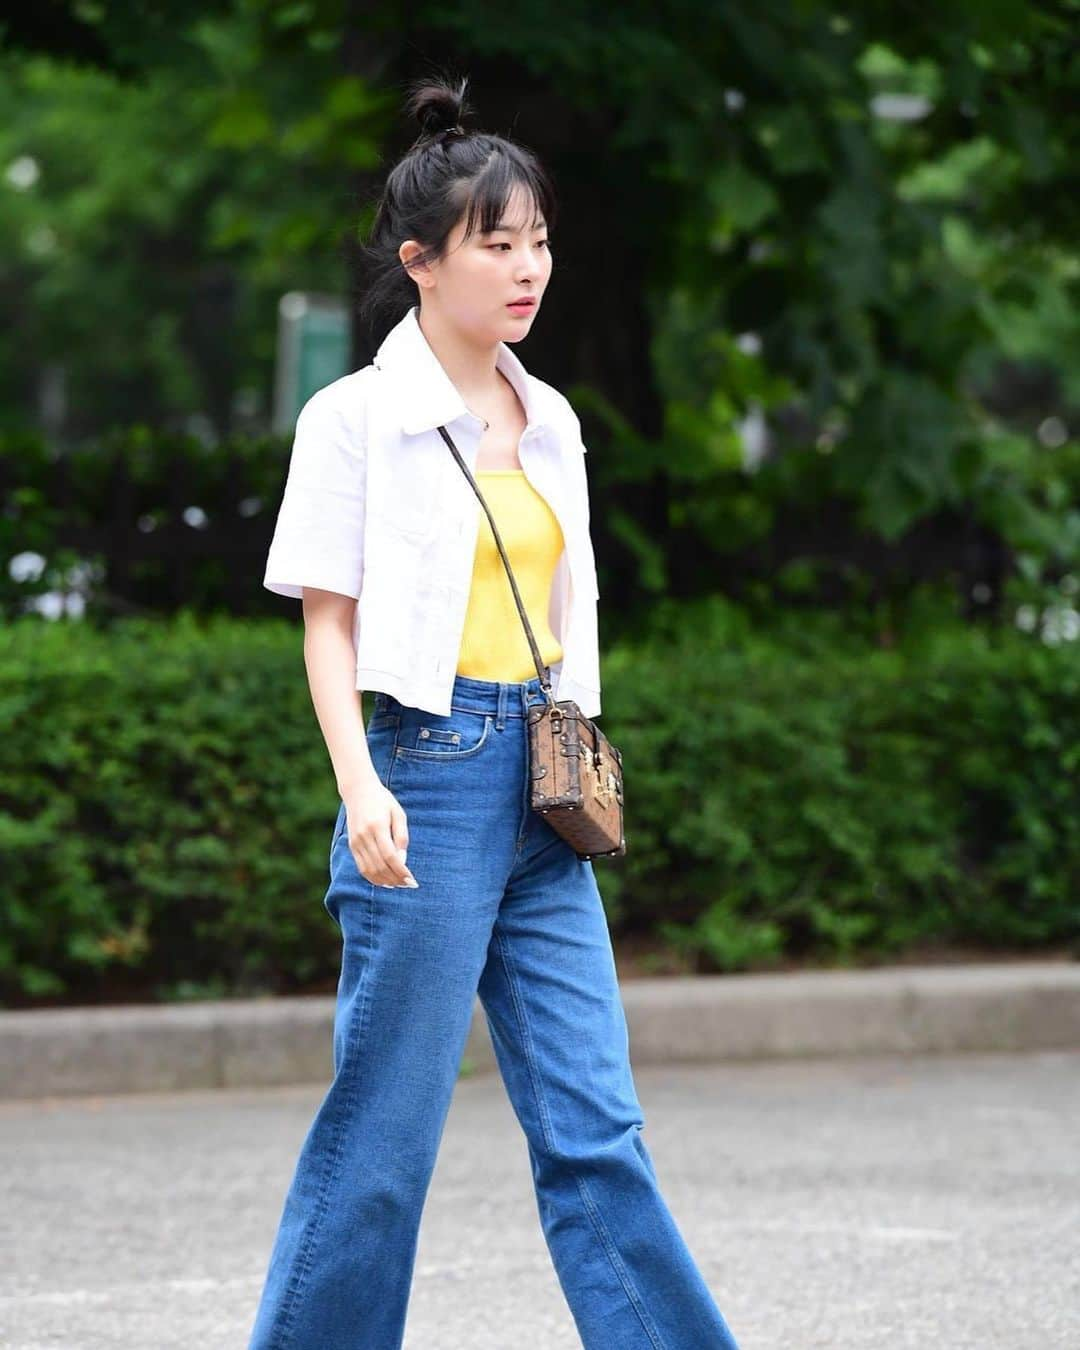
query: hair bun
405 75 472 139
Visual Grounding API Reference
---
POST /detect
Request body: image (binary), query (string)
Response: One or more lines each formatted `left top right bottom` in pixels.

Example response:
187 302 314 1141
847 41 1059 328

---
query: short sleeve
263 390 367 601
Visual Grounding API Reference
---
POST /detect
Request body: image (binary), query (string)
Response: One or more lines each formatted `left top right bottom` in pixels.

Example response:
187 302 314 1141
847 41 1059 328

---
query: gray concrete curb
2 961 1078 1102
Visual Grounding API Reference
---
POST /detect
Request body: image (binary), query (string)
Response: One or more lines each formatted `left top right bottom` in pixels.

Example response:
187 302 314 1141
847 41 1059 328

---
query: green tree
2 1 1077 625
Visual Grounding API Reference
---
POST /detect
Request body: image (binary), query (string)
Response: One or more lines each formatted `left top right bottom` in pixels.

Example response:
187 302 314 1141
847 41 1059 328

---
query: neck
416 304 502 409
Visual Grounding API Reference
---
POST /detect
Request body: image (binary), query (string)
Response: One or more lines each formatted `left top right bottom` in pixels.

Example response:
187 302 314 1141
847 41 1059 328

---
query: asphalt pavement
2 1050 1077 1349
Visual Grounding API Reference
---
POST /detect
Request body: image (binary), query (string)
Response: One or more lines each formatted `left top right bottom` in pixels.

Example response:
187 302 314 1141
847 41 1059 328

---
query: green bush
0 599 1077 1005
0 610 344 1005
601 594 1080 969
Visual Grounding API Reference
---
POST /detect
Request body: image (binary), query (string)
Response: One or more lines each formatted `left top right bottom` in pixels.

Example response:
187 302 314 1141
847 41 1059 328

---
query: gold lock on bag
437 425 626 861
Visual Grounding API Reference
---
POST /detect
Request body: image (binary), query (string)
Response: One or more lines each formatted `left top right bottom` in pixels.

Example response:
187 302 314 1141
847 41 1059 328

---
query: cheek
447 256 491 295
467 251 501 279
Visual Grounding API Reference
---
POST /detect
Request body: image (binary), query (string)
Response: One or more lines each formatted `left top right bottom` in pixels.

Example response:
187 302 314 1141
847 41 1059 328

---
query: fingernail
402 877 419 888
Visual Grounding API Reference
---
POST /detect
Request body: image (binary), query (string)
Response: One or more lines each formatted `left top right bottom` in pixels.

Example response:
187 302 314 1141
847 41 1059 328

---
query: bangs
454 149 557 240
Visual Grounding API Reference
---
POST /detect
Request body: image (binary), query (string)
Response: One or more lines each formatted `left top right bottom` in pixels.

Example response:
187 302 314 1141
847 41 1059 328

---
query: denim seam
495 930 668 1350
515 714 537 851
511 821 566 875
269 864 377 1346
384 739 401 796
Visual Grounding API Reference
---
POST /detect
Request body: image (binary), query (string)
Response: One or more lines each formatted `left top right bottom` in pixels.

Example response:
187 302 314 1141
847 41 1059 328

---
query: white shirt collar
372 304 558 437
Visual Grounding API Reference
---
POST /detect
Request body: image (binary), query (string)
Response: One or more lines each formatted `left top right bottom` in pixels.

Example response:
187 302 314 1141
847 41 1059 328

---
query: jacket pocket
372 438 444 538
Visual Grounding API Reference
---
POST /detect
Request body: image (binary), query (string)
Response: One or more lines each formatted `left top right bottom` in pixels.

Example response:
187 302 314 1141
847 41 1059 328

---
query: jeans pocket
393 708 493 761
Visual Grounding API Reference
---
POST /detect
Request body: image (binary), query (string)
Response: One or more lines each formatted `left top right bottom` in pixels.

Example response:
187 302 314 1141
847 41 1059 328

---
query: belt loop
526 669 546 715
496 681 508 731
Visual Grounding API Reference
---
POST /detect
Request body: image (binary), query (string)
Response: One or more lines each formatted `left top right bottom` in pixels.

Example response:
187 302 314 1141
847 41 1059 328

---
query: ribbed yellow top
456 469 565 681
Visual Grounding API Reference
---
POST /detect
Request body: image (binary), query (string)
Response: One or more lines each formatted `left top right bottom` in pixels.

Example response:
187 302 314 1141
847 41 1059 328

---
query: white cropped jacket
263 304 603 718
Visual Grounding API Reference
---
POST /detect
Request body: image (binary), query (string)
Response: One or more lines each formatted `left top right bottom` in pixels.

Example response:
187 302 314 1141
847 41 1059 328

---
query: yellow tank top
456 469 565 681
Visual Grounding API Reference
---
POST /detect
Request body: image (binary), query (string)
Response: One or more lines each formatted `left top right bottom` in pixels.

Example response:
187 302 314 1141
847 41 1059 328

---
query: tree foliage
1 0 1077 621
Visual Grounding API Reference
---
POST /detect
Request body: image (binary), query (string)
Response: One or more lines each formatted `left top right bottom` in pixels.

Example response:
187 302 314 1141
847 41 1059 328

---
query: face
400 182 552 344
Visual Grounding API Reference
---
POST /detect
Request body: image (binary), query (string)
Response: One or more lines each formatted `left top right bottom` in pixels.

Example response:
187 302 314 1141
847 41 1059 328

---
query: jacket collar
372 304 560 437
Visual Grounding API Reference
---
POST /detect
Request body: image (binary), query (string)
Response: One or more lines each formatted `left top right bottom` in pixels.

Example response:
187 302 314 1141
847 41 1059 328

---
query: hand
341 779 419 889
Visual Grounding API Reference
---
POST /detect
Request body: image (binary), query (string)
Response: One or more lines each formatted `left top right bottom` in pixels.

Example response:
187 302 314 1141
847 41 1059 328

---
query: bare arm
301 588 374 795
301 587 417 888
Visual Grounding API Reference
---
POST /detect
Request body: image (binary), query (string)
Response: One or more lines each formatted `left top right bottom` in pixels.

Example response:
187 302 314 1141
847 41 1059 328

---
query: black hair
355 72 558 345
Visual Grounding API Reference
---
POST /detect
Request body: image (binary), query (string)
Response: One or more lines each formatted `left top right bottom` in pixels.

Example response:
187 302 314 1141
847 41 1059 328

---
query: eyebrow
486 221 548 233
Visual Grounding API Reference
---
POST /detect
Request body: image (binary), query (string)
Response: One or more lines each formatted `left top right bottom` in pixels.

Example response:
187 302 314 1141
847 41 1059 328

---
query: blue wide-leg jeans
248 672 740 1349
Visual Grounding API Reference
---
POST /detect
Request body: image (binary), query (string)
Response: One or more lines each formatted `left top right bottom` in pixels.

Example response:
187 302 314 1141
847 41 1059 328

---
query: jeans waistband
374 669 554 720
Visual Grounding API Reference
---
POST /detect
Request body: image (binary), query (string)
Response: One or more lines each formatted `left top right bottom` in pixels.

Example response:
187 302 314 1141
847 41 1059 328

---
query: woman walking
248 73 741 1350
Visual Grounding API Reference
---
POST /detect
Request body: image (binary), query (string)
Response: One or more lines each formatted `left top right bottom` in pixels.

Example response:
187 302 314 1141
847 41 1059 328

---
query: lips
507 298 536 310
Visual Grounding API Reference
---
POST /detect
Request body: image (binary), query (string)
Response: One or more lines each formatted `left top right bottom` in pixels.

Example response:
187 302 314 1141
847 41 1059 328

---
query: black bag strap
436 424 559 713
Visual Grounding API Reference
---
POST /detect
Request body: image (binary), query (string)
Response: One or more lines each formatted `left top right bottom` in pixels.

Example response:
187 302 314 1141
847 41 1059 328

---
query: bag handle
436 424 559 714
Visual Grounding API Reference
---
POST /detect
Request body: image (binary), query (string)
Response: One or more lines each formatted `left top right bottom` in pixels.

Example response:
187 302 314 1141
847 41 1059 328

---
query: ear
399 240 434 288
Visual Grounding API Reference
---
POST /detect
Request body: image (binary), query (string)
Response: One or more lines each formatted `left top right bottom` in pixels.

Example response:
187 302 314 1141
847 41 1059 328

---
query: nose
516 242 546 282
